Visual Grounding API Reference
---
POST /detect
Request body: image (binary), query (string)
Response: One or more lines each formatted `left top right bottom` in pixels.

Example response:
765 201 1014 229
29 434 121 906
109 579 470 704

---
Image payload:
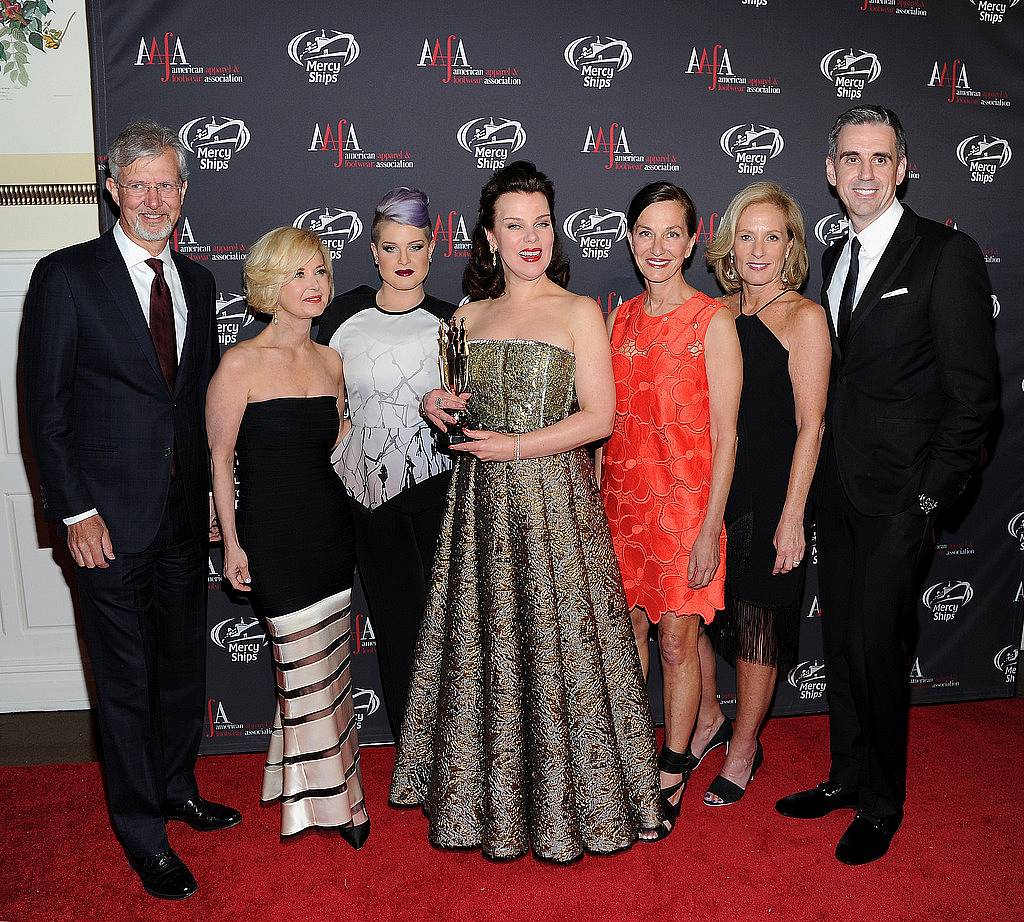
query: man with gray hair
22 119 239 899
775 105 998 864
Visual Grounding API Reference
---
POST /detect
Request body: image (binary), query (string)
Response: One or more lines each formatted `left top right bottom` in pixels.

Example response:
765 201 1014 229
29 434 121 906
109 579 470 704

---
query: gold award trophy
437 317 472 445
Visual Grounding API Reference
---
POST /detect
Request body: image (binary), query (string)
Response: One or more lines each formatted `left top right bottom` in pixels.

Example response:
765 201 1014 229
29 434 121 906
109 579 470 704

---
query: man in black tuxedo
22 120 240 899
775 106 998 864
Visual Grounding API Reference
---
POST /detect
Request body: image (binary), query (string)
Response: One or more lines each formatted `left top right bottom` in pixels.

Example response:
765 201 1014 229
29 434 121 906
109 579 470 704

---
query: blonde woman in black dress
207 227 368 847
694 183 830 805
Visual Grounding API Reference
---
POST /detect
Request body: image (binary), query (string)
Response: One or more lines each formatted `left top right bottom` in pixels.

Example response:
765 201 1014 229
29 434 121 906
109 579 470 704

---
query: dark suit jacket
821 206 999 516
22 229 219 553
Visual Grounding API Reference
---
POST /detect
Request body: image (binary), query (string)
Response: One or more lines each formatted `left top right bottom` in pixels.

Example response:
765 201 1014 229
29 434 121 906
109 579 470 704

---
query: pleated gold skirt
260 588 366 837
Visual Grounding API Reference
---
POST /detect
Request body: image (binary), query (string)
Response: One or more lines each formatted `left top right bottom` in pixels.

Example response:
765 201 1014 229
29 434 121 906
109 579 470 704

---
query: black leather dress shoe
835 812 901 865
128 849 197 900
166 796 242 831
775 781 858 819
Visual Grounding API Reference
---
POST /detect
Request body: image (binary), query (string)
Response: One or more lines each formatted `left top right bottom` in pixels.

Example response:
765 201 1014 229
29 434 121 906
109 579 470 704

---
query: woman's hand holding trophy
420 318 471 441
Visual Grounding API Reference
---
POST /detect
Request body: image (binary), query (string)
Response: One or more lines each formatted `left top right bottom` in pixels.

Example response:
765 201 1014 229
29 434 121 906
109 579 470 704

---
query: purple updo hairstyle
371 187 432 243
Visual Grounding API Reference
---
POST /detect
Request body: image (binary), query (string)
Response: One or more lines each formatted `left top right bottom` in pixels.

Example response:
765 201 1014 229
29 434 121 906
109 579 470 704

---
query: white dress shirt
64 225 190 525
827 197 904 331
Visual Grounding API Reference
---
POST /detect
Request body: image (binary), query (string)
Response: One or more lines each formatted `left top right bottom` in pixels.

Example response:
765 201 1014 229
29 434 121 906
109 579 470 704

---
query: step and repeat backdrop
87 1 1023 753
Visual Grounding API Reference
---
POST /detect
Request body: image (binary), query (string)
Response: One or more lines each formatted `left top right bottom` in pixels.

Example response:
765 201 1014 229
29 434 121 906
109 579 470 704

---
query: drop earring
491 247 498 268
272 308 279 325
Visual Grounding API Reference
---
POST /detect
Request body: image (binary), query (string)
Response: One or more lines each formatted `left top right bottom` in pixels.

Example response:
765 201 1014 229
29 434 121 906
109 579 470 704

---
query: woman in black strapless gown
207 227 368 847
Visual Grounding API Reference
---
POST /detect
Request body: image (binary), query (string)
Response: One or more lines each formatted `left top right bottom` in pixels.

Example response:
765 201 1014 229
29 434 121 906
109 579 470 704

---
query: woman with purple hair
315 187 454 737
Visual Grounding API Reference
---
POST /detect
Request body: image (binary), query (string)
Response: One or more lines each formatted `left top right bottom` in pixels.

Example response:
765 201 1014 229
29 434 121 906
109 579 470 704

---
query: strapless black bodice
236 396 354 617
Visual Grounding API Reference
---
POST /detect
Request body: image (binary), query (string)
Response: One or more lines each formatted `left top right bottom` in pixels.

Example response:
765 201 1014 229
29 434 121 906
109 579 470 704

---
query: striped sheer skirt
260 588 367 836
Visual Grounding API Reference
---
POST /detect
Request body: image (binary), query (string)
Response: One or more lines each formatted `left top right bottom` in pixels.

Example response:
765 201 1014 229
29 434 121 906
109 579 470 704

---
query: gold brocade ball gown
390 338 661 862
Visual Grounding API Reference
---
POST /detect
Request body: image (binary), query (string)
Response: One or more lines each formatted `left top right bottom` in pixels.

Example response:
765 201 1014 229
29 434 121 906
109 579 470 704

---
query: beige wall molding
0 183 98 206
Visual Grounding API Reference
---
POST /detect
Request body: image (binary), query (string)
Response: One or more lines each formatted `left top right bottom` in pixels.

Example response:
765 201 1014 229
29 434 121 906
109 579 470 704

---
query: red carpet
3 699 1021 921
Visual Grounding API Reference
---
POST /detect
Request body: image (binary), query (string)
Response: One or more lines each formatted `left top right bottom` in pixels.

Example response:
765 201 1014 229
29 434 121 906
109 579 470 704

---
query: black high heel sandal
340 817 371 850
688 716 734 770
643 744 695 841
704 741 764 807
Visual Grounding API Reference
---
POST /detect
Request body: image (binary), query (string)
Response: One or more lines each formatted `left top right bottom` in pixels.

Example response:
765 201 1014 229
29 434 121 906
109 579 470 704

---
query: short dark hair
463 160 570 301
625 182 697 237
827 105 907 162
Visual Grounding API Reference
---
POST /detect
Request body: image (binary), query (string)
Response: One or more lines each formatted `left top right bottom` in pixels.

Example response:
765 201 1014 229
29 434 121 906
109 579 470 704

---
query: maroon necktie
145 257 177 388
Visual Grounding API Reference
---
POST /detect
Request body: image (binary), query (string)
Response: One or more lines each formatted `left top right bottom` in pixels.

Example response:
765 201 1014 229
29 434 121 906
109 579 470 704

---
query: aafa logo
217 292 254 346
685 42 780 95
562 208 627 260
178 116 250 171
595 291 625 315
357 612 377 651
457 117 526 170
416 34 519 86
294 208 363 260
922 580 974 621
433 210 472 258
418 35 470 83
564 36 632 89
787 660 827 700
206 698 243 735
174 216 207 258
135 32 188 82
581 123 678 172
815 213 850 247
134 32 242 86
993 645 1018 683
288 30 359 84
1007 511 1024 550
211 615 267 664
687 44 733 90
310 119 362 168
582 122 632 171
908 656 938 687
694 211 720 248
309 120 412 171
957 135 1012 183
929 59 971 103
352 688 381 728
720 124 784 174
992 294 1000 317
968 0 1020 24
820 48 881 98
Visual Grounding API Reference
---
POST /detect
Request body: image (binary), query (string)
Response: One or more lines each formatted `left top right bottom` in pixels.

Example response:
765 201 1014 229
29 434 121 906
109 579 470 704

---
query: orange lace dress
601 291 728 624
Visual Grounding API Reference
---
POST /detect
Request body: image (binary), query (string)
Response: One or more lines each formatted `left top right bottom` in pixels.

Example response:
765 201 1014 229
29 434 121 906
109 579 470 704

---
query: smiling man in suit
22 120 239 899
775 106 998 864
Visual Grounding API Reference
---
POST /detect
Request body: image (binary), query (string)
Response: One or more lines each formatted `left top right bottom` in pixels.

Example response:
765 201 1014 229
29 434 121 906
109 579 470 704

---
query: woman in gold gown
390 161 662 861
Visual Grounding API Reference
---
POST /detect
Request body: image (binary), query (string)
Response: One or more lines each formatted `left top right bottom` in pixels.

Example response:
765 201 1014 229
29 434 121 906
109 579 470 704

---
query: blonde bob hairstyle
243 227 334 315
706 182 809 295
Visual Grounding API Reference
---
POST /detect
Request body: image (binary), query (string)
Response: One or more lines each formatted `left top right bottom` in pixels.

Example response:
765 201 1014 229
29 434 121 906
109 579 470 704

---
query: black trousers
351 471 451 737
816 451 932 821
74 478 207 859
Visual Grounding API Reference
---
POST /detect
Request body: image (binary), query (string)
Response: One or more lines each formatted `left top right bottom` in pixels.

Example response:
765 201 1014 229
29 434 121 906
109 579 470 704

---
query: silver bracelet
514 433 521 461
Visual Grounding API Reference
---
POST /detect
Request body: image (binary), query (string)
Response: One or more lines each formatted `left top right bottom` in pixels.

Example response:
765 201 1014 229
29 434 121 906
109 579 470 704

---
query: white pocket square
880 287 909 299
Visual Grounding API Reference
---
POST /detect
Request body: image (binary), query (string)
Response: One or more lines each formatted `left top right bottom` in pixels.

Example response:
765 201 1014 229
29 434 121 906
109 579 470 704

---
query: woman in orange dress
600 182 742 837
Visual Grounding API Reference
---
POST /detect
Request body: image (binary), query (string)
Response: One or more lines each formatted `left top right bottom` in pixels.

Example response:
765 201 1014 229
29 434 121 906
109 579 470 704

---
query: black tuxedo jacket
821 206 998 516
22 230 219 553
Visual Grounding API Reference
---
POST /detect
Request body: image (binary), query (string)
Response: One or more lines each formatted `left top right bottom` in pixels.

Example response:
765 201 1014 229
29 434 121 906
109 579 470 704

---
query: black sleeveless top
235 396 354 617
725 313 803 607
